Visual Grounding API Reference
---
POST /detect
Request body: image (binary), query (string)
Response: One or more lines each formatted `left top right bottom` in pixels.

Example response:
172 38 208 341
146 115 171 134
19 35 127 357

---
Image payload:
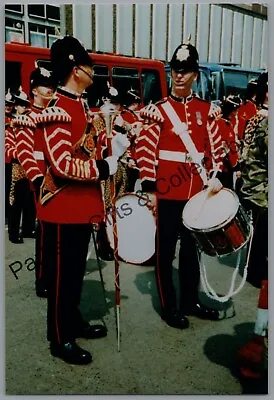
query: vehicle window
5 61 22 94
195 70 209 101
222 70 250 98
141 69 162 105
112 67 140 105
86 65 110 108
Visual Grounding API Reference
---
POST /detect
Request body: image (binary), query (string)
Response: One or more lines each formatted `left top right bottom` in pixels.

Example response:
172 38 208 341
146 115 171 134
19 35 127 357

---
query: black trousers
35 220 48 289
42 222 92 344
243 200 268 285
9 178 36 238
5 163 12 221
156 199 200 315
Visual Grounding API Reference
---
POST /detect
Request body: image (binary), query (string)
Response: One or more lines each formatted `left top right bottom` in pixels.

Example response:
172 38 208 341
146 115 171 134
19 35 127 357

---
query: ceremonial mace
100 99 121 351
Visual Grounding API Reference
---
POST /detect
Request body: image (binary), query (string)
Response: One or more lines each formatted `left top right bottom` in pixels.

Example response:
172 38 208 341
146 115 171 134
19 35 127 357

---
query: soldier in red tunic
35 36 125 365
136 42 224 329
237 78 258 123
217 95 241 189
12 67 55 297
4 89 15 223
5 88 36 243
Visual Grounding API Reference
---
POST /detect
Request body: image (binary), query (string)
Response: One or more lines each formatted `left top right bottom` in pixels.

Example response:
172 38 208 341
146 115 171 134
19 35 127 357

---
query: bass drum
106 193 156 264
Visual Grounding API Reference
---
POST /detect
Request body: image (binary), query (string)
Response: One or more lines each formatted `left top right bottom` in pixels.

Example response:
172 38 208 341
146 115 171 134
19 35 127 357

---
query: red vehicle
5 42 167 109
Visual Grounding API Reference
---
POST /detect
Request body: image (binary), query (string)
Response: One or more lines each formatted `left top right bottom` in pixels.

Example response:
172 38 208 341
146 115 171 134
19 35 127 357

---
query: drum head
182 188 239 232
106 194 156 264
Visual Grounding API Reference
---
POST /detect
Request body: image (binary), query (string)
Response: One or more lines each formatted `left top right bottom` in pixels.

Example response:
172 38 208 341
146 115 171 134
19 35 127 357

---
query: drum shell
191 204 251 256
182 188 251 257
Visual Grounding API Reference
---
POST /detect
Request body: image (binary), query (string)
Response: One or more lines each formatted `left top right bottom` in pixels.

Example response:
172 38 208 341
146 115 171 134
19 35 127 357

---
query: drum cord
198 224 254 303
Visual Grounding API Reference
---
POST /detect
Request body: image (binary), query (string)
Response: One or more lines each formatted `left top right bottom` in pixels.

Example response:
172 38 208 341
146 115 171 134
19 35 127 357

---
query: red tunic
217 117 238 172
5 114 16 163
238 100 257 123
136 94 224 200
12 104 44 183
36 88 110 224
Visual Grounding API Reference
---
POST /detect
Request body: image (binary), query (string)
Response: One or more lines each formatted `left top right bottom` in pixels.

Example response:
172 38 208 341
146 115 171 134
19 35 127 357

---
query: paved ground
4 227 268 395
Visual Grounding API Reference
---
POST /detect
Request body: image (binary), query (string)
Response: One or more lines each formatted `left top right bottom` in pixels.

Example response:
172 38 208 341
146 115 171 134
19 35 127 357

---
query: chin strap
198 222 254 303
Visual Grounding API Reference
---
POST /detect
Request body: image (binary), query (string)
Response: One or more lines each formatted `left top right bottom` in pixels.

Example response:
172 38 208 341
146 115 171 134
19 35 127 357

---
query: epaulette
139 102 164 123
12 114 36 129
208 102 222 119
36 107 72 124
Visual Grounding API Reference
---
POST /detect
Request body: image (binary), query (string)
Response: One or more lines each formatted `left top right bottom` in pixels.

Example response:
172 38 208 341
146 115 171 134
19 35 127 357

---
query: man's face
15 105 27 114
5 105 13 114
76 65 94 89
32 86 54 105
171 70 197 96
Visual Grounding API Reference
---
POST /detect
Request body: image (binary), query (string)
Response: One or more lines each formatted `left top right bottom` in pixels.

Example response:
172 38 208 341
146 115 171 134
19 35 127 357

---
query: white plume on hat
176 46 190 62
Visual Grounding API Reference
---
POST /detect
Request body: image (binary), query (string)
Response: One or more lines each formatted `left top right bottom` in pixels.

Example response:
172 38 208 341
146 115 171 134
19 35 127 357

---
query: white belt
159 150 204 163
33 151 44 160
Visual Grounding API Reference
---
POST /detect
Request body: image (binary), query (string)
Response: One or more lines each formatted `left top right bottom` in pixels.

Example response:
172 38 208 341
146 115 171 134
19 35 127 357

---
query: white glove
105 156 119 175
114 114 124 127
111 132 130 158
207 177 223 193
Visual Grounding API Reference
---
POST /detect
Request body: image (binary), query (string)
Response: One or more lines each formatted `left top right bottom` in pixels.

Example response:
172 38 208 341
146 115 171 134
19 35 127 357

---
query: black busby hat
50 35 93 84
5 89 14 105
14 86 31 107
256 71 268 107
124 88 141 106
221 94 242 118
29 67 55 98
170 43 199 73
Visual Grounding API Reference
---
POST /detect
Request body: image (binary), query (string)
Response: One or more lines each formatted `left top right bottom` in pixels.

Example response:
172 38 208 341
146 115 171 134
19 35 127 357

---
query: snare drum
106 193 156 264
182 188 251 257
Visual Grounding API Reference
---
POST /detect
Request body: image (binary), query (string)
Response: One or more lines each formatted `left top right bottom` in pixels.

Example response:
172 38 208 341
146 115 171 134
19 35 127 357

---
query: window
27 4 60 21
29 24 59 48
28 4 46 19
5 61 22 94
112 67 140 105
85 65 110 108
141 69 162 105
46 5 60 21
5 5 23 14
29 23 46 47
5 18 24 43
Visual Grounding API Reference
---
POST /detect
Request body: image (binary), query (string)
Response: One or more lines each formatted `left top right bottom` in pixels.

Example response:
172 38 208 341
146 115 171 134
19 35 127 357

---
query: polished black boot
183 303 220 321
35 282 48 298
9 235 24 244
161 309 189 330
75 322 107 339
50 341 92 365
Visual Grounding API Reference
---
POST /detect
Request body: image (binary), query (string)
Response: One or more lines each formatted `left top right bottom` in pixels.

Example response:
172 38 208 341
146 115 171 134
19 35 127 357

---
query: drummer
135 41 225 329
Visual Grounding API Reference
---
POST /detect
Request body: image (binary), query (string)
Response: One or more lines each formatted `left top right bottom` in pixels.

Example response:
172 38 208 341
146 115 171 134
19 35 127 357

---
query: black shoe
76 323 107 339
9 235 24 244
162 311 189 330
50 341 92 365
36 287 48 298
22 231 36 238
184 303 220 320
97 247 114 261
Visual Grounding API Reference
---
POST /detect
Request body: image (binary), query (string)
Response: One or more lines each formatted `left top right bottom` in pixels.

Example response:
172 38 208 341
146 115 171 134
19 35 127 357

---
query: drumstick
193 169 219 221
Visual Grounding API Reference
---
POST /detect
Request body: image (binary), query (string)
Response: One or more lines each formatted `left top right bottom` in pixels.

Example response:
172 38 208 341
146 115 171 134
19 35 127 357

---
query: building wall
70 3 268 69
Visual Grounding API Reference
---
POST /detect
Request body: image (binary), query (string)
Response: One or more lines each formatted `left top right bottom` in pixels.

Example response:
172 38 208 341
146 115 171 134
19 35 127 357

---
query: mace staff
100 99 121 351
